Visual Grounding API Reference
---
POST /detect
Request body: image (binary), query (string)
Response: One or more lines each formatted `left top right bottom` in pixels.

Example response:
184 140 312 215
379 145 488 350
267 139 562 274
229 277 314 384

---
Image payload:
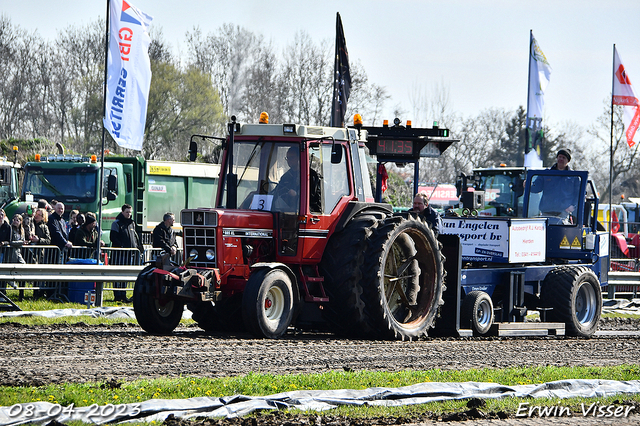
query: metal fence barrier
0 245 183 306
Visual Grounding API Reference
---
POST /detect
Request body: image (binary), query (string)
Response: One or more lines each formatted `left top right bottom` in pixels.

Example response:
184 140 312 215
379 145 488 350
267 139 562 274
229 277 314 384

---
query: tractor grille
184 227 216 268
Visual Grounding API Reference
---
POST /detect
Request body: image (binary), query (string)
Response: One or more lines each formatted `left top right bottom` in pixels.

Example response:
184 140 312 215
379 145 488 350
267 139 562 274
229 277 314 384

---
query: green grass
1 367 639 419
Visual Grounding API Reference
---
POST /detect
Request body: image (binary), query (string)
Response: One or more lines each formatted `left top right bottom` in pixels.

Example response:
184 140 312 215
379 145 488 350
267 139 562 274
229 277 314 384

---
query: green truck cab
4 155 219 244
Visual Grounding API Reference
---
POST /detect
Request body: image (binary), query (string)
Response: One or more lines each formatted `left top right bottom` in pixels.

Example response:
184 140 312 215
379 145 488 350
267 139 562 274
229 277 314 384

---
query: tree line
1 15 637 205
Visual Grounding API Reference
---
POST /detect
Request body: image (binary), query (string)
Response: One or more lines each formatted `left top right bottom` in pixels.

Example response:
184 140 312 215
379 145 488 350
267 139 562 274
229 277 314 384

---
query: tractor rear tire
461 290 494 336
133 267 184 335
319 214 379 336
541 266 602 337
242 268 294 339
360 215 445 340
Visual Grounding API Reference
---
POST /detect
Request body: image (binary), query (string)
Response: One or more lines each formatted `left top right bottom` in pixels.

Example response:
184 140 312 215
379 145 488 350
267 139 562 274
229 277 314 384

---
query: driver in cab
272 146 300 211
530 148 580 222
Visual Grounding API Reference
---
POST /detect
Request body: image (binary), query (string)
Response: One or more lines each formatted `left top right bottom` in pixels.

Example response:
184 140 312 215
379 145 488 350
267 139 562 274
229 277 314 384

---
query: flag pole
96 0 110 304
609 44 615 265
330 13 340 127
525 30 533 167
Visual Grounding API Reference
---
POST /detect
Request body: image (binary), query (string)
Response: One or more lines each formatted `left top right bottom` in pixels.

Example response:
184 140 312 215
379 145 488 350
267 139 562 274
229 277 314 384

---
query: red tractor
133 116 453 340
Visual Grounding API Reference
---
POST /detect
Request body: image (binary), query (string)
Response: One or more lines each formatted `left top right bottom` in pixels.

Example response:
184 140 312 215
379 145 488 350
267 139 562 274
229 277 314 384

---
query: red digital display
377 139 414 155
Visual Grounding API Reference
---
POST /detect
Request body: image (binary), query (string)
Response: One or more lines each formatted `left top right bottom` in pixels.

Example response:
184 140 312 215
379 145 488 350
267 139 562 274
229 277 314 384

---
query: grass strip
1 366 639 417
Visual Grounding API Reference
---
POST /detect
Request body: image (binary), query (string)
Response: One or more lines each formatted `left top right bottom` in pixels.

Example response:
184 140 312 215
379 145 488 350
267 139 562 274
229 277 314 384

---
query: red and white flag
612 47 640 148
103 0 153 151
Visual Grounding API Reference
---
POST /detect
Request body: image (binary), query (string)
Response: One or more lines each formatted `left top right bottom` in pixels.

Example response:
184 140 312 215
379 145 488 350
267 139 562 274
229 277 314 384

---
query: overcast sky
3 0 640 132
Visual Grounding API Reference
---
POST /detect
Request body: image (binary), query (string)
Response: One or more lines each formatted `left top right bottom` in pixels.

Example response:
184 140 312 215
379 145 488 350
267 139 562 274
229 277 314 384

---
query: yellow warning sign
560 235 570 249
571 236 581 250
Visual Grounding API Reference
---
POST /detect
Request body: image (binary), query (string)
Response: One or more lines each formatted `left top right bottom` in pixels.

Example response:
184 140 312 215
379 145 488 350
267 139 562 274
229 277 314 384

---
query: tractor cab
456 167 528 217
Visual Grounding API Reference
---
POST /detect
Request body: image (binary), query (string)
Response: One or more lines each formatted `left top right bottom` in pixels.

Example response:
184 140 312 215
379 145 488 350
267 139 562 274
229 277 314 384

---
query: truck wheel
461 291 494 336
361 215 445 340
319 214 379 336
242 268 294 338
541 266 602 337
133 267 184 335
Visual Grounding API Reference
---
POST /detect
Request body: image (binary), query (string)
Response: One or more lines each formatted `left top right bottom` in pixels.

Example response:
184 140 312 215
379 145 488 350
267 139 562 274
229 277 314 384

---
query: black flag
330 12 351 127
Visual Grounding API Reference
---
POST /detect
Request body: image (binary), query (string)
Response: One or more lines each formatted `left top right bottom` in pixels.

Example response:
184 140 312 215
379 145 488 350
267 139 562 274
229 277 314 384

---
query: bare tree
277 31 332 125
186 24 265 119
0 16 39 140
587 100 640 200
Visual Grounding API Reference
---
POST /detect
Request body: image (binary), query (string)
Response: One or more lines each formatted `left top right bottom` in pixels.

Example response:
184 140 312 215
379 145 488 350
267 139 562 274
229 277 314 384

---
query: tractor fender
333 201 392 233
250 262 301 306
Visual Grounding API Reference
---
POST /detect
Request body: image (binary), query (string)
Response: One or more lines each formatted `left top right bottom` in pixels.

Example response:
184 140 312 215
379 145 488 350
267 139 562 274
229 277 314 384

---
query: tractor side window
322 144 349 214
309 146 323 214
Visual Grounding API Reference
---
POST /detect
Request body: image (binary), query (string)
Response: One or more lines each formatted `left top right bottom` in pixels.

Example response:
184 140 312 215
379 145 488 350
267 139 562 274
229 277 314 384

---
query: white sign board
508 219 546 262
441 218 509 262
441 217 547 263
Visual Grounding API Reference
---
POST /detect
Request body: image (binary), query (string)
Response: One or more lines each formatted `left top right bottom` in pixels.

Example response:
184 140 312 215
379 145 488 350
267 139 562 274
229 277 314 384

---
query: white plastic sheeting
0 307 137 320
0 306 193 320
1 379 639 425
602 298 640 315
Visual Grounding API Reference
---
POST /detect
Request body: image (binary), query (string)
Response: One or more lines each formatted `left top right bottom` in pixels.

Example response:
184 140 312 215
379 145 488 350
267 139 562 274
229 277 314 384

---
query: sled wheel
461 290 494 336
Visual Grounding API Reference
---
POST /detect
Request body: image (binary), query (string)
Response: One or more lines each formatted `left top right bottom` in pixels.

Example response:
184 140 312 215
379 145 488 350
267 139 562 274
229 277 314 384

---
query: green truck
4 155 220 244
0 157 21 211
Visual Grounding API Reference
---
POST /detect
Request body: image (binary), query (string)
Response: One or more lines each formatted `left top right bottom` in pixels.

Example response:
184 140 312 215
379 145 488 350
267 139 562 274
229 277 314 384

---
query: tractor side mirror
189 141 198 162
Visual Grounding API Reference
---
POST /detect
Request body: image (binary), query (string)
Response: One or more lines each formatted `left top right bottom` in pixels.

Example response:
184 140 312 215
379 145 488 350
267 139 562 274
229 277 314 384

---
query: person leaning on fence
110 204 142 302
0 209 11 264
48 202 72 257
30 208 52 247
74 212 104 256
22 205 35 243
153 212 178 256
67 209 79 234
9 214 26 264
69 213 84 244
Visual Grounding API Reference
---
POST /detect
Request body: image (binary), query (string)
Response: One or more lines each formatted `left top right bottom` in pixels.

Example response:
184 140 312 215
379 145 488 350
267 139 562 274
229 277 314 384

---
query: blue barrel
66 258 98 304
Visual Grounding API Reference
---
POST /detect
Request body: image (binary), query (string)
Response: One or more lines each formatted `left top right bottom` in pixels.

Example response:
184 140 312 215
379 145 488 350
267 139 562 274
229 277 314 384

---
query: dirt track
1 318 639 425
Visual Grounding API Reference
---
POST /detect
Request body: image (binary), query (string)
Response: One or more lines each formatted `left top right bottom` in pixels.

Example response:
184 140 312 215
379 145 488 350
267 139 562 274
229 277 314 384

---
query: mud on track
1 318 639 425
0 317 639 387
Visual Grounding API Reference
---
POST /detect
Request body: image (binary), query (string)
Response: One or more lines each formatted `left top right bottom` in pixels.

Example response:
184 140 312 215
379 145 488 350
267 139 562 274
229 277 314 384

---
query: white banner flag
525 32 552 168
612 47 640 148
103 0 153 151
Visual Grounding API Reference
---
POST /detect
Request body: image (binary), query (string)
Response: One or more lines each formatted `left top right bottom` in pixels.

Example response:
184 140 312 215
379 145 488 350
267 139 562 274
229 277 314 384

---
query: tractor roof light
259 111 269 124
34 154 41 162
283 124 296 134
353 114 363 126
90 155 97 163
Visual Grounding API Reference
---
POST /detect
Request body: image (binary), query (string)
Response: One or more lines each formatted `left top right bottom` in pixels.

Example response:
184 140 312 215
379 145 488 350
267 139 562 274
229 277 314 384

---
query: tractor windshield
475 170 525 217
528 172 582 225
220 141 300 214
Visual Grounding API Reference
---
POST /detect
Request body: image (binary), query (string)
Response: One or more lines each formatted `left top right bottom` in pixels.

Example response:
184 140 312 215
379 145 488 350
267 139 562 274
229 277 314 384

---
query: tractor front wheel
133 267 184 335
242 268 294 338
